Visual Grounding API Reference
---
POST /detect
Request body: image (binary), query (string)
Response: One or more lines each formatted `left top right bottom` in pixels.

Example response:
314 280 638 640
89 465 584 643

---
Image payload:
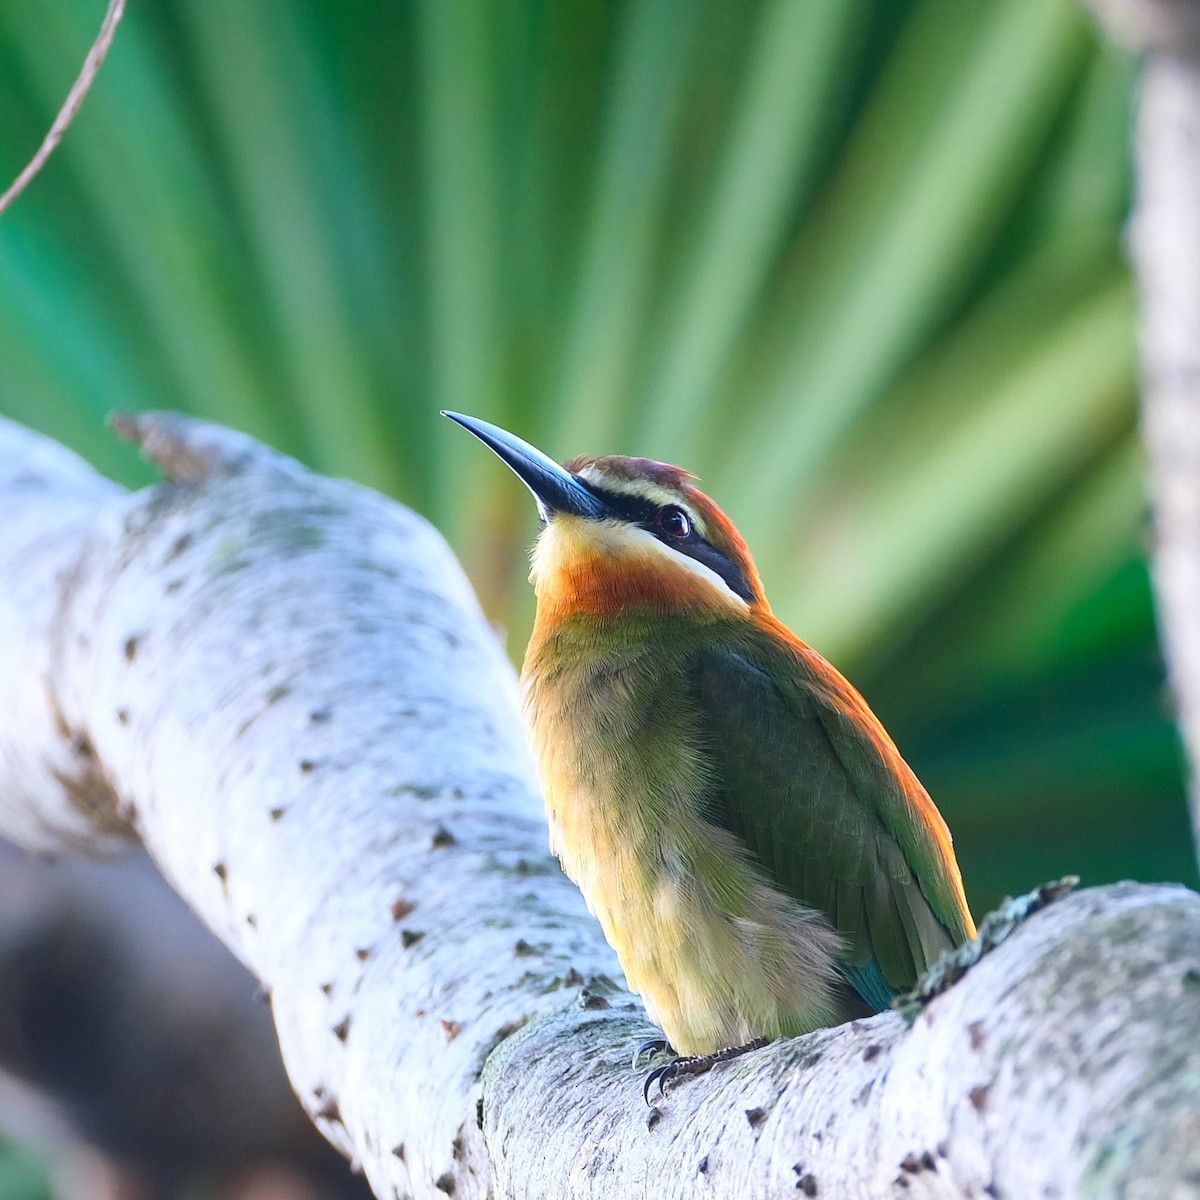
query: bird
444 411 975 1098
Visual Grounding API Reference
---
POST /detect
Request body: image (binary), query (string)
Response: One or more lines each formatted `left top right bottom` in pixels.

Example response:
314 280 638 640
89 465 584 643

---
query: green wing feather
691 632 974 1005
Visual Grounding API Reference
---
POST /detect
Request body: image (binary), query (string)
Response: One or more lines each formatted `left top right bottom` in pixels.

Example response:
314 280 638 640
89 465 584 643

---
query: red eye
658 506 691 539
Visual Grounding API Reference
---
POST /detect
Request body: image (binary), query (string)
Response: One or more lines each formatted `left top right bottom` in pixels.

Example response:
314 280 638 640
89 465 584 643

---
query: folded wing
692 634 975 1007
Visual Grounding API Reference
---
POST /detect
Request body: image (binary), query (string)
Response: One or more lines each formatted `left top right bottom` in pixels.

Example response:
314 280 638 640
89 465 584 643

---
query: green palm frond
0 0 1190 906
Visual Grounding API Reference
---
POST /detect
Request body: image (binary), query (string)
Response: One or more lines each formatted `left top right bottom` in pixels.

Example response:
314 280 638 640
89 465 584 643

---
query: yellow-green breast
522 613 847 1055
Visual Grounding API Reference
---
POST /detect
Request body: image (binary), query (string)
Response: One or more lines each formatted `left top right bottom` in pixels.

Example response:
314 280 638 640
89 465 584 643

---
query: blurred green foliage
0 1143 52 1200
0 0 1193 912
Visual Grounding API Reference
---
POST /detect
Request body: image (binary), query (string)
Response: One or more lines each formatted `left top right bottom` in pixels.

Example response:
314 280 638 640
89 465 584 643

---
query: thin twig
0 0 127 217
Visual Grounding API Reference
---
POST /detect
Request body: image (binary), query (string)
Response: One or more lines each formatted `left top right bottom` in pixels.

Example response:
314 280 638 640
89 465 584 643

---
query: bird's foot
631 1037 673 1069
642 1037 769 1104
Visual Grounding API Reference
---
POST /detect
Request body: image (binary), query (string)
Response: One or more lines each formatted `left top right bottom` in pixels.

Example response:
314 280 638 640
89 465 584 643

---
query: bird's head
444 412 767 620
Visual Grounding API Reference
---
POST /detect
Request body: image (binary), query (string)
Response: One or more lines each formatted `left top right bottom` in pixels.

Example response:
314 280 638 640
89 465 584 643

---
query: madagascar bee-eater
445 412 975 1095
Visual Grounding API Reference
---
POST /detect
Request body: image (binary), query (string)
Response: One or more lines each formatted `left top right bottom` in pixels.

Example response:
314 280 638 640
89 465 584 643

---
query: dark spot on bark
967 1021 986 1050
355 947 371 962
255 985 271 1004
969 1085 989 1112
390 782 441 800
164 532 193 564
270 806 286 821
646 1108 662 1130
476 1098 484 1130
895 1179 909 1191
245 913 257 928
313 1085 325 1099
332 1017 351 1042
582 993 609 1010
299 759 316 773
320 981 334 996
71 733 95 758
451 1133 466 1160
900 1152 935 1174
310 706 333 723
863 1043 881 1062
563 968 584 987
401 929 425 949
123 635 140 662
391 897 415 921
745 1107 767 1128
431 825 456 849
1183 967 1200 989
434 1173 456 1195
441 1020 463 1042
983 1184 999 1198
266 685 291 704
392 1143 406 1161
315 1098 342 1124
165 578 184 594
116 709 130 725
513 939 535 956
213 862 228 883
795 1174 818 1196
698 1156 708 1175
452 786 464 799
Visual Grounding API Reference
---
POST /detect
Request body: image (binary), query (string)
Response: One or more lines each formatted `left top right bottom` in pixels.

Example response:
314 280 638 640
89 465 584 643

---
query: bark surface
0 413 1196 1200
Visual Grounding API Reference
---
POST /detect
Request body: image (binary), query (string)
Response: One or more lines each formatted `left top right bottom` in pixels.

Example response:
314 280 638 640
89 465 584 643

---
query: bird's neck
529 517 751 625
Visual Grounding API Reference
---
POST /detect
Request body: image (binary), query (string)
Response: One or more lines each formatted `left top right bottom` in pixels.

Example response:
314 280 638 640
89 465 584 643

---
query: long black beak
442 412 612 521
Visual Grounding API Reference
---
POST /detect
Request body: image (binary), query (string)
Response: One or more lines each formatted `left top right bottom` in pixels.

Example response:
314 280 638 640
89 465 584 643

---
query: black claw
632 1037 671 1069
643 1061 678 1105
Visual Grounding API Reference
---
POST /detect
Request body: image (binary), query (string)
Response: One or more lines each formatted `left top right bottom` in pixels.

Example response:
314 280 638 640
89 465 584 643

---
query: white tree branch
0 413 1197 1200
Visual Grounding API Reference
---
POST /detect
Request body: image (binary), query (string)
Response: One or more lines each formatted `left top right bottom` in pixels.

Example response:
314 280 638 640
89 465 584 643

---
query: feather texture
694 630 975 996
511 452 975 1053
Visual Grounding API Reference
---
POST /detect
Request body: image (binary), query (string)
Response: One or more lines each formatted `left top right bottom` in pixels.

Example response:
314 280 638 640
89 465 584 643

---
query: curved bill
442 412 611 522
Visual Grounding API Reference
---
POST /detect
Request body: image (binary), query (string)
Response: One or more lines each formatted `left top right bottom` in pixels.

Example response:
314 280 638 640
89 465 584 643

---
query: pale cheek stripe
626 527 749 608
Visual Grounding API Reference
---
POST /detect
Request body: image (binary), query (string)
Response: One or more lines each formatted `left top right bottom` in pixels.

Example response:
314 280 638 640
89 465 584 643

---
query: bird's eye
657 506 692 539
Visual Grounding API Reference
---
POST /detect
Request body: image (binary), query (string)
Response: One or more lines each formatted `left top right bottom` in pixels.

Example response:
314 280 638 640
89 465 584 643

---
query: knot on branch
895 876 1080 1020
109 412 273 483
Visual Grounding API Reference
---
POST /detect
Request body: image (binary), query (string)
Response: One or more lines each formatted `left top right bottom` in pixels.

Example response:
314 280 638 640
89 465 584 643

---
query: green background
0 0 1194 924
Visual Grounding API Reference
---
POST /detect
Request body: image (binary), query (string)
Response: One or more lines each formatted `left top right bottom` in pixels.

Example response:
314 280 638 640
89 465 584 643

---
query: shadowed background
0 0 1194 1194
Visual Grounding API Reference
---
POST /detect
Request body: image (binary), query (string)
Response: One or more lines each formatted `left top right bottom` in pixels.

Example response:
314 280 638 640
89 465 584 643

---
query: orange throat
528 516 757 624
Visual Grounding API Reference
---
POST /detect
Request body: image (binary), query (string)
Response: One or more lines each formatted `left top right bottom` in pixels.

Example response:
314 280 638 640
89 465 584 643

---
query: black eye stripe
579 480 755 603
676 541 756 603
579 481 659 525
